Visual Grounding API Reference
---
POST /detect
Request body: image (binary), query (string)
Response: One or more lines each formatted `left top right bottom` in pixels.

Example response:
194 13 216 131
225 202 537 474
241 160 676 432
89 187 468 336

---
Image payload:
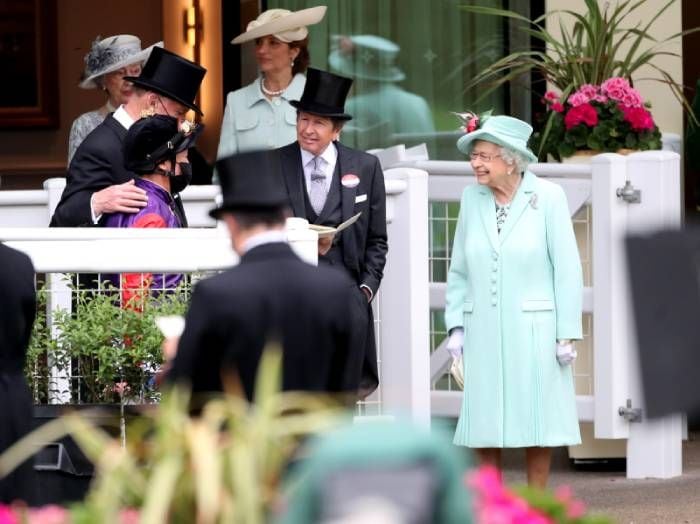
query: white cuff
446 328 464 357
90 193 102 224
360 284 373 302
556 341 577 365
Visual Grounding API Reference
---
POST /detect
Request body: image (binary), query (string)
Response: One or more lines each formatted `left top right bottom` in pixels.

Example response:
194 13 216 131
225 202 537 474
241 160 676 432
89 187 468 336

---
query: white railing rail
1 172 431 426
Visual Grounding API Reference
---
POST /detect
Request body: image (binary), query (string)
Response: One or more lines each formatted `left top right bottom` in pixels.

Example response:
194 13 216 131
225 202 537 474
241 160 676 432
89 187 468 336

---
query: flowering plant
453 110 492 134
530 77 662 161
468 465 612 523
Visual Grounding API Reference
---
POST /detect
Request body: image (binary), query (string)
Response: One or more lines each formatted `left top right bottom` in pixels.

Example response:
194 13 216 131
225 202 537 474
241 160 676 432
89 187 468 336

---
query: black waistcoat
302 161 346 269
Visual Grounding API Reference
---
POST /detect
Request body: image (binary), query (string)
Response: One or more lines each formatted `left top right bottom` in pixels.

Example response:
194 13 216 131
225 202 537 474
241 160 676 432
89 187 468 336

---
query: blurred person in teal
217 6 326 158
329 34 434 150
444 113 582 488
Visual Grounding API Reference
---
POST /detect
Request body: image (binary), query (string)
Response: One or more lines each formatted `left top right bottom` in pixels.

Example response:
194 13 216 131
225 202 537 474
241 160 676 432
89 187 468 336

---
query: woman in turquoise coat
444 114 582 488
217 6 326 159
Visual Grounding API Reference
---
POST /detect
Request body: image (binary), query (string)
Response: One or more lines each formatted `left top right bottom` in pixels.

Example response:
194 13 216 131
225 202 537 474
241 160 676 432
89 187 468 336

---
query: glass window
267 0 536 159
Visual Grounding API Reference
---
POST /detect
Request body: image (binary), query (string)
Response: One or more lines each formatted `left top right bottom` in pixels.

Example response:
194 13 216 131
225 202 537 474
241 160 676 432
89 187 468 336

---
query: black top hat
210 150 289 218
123 115 203 175
124 47 206 115
289 68 353 120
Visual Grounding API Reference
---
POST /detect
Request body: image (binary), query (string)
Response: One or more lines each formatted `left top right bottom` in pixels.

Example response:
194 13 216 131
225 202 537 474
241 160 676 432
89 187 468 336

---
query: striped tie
309 156 327 215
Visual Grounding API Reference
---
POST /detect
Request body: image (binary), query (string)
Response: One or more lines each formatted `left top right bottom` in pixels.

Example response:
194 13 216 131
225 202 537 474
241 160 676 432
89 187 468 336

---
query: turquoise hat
456 114 538 163
329 35 405 82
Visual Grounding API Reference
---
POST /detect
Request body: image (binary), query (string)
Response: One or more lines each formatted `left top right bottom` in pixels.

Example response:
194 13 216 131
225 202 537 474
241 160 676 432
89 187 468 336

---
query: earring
290 58 295 68
140 106 156 118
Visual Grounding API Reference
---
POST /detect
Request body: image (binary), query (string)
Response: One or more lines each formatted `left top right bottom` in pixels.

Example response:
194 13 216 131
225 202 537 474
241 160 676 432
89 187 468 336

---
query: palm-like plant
1 349 346 524
461 0 696 111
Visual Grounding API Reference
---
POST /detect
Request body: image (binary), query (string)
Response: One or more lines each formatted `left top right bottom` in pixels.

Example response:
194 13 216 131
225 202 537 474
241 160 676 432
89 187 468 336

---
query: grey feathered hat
79 34 163 89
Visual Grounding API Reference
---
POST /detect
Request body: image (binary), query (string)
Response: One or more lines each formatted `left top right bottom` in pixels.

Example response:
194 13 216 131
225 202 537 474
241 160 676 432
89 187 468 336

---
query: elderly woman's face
254 35 299 75
102 63 142 106
470 140 510 188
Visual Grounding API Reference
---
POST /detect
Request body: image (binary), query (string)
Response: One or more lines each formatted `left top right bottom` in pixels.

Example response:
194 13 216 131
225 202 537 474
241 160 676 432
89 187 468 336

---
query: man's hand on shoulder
92 180 148 217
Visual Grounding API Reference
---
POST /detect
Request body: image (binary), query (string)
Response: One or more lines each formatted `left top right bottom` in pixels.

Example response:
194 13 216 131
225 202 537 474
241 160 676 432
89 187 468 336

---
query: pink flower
567 92 590 107
544 91 560 104
621 105 655 131
113 381 130 396
26 506 69 524
555 486 587 519
468 467 554 524
564 103 598 129
621 90 643 108
551 102 564 113
601 77 632 102
119 508 141 524
466 115 479 133
593 93 608 103
567 84 599 107
0 505 18 524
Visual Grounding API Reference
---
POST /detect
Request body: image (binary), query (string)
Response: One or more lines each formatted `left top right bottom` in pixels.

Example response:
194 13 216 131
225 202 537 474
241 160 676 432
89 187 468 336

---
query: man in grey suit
277 68 388 396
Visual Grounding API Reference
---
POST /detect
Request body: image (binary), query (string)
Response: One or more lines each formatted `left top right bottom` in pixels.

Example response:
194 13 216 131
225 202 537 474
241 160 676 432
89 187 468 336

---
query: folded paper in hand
309 212 361 238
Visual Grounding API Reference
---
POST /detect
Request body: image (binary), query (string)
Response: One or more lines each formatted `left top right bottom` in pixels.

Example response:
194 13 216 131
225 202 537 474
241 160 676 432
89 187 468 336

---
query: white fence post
46 272 72 404
44 177 65 224
591 154 631 440
624 151 683 479
379 168 431 426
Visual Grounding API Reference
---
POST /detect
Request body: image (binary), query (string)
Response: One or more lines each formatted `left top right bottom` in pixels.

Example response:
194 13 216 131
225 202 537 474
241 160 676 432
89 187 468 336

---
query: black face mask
169 162 192 194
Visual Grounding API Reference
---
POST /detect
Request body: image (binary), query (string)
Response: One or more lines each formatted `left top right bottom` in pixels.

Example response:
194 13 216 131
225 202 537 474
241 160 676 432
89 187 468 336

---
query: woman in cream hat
68 34 162 162
444 113 583 488
216 6 326 158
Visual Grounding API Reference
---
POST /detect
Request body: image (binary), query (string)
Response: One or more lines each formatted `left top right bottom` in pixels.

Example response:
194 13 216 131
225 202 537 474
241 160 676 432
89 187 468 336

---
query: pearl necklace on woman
260 76 287 97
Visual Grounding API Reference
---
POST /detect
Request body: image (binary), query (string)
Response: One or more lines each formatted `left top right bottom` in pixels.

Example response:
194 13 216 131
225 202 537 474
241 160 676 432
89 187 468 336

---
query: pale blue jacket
216 73 305 159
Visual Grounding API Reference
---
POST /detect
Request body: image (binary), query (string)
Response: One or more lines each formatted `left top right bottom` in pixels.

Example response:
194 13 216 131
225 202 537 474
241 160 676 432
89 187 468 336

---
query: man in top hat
165 150 357 401
50 47 206 228
277 67 388 396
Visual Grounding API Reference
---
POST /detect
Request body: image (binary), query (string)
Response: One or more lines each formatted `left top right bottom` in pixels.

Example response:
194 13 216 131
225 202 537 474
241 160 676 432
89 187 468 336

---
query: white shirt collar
240 229 288 255
300 141 337 169
112 105 135 130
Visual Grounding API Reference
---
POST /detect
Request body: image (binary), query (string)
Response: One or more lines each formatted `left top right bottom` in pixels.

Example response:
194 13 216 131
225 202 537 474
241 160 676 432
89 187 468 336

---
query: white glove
446 328 464 359
556 340 577 366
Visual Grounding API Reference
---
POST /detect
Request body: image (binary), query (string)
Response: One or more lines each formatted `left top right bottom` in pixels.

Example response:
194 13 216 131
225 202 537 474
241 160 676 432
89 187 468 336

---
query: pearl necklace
260 77 287 97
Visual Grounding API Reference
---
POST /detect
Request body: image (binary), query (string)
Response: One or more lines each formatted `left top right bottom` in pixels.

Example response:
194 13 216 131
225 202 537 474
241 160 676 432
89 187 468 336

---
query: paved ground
501 433 700 523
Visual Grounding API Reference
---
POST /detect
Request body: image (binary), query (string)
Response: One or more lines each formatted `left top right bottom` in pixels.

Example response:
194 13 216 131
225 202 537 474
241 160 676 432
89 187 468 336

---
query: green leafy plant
3 350 345 524
460 0 699 156
462 0 693 98
26 280 190 405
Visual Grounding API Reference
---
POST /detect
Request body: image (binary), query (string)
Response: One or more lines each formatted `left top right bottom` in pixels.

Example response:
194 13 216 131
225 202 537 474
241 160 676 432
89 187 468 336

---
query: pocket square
355 194 367 203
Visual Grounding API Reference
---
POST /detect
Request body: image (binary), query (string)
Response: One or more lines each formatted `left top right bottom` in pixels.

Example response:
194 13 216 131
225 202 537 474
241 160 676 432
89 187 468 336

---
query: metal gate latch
616 181 641 203
618 399 643 422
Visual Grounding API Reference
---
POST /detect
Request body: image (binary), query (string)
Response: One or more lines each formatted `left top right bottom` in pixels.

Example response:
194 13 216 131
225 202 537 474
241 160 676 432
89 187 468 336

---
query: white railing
0 150 684 477
0 171 431 427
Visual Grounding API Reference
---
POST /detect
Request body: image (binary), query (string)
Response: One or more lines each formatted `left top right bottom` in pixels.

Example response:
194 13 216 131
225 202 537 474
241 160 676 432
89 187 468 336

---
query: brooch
529 193 538 209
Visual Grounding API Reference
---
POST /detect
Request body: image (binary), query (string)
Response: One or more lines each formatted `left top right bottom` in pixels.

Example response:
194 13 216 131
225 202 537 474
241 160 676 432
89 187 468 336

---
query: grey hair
499 146 530 175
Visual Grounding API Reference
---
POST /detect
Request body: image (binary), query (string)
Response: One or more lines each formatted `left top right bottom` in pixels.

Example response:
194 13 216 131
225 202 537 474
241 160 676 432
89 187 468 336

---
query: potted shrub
460 0 697 159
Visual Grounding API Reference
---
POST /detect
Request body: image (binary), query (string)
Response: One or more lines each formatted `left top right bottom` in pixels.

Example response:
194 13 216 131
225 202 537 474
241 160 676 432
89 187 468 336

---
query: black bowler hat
289 68 353 120
124 115 203 175
210 150 289 218
124 47 206 115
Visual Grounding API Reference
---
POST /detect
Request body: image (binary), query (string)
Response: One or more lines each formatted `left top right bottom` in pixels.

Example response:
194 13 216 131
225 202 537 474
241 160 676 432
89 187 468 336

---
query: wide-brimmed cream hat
79 34 163 89
231 6 327 44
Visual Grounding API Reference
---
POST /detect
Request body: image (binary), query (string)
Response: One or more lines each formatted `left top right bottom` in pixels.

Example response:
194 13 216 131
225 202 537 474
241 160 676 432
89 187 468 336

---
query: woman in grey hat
68 34 162 162
216 6 326 159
